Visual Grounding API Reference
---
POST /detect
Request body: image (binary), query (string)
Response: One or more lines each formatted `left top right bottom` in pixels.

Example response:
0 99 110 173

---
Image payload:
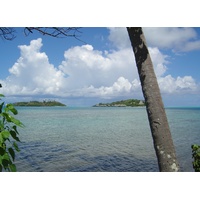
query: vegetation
0 94 24 172
191 144 200 172
93 99 145 107
13 100 66 107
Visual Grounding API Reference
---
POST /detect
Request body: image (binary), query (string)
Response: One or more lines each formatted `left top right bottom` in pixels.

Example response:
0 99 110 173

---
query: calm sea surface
14 106 200 172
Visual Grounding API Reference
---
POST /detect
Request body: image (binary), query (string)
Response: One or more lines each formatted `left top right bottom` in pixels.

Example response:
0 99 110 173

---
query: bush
0 94 24 172
191 144 200 172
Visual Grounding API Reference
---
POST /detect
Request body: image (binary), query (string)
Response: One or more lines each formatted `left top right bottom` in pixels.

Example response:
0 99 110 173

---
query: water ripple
14 107 200 172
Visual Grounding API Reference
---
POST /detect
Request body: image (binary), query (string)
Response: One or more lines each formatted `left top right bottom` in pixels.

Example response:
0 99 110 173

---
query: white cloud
143 27 200 52
158 75 197 94
108 27 200 52
108 27 131 50
148 47 168 77
1 30 199 104
107 27 199 94
1 38 67 96
81 77 140 98
58 44 139 93
1 38 140 99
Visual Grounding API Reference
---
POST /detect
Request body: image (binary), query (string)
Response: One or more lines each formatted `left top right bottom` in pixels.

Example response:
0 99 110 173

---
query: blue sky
1 27 200 107
1 1 199 196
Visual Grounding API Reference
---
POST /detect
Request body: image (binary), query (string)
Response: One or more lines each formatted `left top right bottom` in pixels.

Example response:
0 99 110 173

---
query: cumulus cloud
58 40 198 97
1 28 199 103
57 43 142 98
143 27 200 52
158 75 197 94
1 38 140 99
80 77 141 98
108 27 200 52
107 27 199 94
59 44 138 89
1 38 67 96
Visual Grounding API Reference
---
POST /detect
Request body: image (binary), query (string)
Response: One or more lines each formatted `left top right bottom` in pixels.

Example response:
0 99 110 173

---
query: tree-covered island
13 100 66 107
93 99 145 107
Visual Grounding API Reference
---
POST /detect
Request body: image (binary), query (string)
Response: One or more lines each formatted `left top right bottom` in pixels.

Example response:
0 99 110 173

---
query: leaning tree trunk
127 27 180 172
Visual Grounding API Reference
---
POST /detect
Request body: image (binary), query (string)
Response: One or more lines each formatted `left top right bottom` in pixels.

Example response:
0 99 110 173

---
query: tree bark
127 27 180 172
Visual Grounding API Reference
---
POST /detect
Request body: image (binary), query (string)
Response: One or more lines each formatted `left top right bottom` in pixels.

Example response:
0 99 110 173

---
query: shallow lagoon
15 107 200 172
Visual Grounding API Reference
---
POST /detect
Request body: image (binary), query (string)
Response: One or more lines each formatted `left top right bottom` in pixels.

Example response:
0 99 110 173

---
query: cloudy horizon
1 27 200 107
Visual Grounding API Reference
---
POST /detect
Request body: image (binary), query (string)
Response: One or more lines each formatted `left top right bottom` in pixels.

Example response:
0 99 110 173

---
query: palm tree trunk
127 27 180 172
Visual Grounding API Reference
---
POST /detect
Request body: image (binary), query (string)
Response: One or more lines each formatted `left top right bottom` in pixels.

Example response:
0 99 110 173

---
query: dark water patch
16 141 69 171
68 153 159 172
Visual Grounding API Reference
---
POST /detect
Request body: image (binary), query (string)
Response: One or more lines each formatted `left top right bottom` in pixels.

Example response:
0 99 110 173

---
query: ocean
14 106 200 172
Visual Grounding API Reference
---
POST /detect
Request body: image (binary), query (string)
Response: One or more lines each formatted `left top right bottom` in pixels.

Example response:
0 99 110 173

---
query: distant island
13 100 66 107
93 99 145 107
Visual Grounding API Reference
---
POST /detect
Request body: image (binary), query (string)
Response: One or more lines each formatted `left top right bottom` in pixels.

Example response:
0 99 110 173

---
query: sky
1 1 200 198
1 27 200 107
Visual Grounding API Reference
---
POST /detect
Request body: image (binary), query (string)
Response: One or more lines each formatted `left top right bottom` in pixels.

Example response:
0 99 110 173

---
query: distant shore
13 100 66 107
93 99 145 107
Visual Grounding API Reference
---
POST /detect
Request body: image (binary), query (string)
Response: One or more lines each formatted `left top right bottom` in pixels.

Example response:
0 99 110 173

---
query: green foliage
93 99 145 107
0 94 24 172
13 100 66 107
191 144 200 172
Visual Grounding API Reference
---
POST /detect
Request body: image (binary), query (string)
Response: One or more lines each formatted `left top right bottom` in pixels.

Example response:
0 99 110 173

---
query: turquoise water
14 106 200 172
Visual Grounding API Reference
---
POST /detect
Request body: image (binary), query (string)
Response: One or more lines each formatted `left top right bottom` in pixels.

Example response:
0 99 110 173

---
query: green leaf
2 159 10 169
9 164 17 172
0 146 5 156
192 144 199 151
1 130 10 139
13 142 20 152
2 112 12 122
3 153 10 161
0 134 3 143
6 104 18 115
197 152 200 157
10 130 20 142
13 125 19 135
8 147 15 161
0 94 5 98
2 113 24 127
0 102 4 113
2 153 11 169
10 116 24 127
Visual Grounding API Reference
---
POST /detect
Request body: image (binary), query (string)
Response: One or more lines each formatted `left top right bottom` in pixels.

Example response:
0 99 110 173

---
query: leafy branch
191 144 200 172
0 94 24 172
